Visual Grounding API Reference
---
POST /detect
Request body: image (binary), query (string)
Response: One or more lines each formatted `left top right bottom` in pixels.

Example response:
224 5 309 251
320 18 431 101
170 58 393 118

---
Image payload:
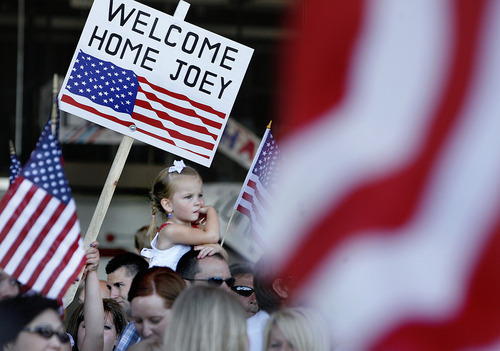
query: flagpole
51 74 58 136
220 209 236 247
9 140 16 155
63 135 134 307
222 121 272 248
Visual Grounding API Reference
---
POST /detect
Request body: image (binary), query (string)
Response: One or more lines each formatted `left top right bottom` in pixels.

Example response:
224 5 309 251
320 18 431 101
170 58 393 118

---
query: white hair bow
169 160 186 173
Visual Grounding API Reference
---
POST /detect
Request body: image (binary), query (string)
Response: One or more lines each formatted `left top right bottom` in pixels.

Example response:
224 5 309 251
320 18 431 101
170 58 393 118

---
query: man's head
230 262 259 318
253 256 290 314
105 252 148 315
176 250 233 292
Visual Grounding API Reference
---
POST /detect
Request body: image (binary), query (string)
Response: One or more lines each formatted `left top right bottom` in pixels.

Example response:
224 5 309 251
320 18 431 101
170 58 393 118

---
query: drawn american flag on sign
60 50 225 164
263 0 500 350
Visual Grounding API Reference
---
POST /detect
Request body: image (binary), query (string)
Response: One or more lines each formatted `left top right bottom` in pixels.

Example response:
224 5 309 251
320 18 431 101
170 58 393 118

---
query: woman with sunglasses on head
67 241 128 351
0 295 71 351
126 266 186 351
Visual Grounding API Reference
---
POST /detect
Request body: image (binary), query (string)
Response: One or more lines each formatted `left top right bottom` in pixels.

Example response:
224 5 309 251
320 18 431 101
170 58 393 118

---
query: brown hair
148 162 201 240
67 299 128 351
127 267 186 308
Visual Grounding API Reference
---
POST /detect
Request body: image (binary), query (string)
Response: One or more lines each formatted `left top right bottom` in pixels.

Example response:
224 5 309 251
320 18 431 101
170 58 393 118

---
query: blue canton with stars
252 131 281 188
65 50 139 115
21 121 72 205
9 154 22 185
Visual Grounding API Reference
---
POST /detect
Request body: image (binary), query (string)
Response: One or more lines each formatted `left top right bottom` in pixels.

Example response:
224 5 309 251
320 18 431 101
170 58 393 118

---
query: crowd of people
0 161 332 350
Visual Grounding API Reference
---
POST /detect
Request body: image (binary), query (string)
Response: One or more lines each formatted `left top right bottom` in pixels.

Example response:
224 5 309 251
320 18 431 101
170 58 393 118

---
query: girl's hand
195 206 210 226
194 243 222 259
85 241 100 272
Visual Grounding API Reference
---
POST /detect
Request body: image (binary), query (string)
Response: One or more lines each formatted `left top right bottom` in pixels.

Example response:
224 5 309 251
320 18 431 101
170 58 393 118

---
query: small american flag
0 119 85 303
60 50 225 162
234 126 281 241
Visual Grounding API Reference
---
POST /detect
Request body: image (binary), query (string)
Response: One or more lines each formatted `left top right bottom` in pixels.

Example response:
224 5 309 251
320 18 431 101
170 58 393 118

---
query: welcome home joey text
86 0 243 99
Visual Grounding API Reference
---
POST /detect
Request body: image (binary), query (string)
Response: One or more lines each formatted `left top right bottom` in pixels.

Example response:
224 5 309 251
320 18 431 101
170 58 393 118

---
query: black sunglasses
22 326 70 343
185 277 235 288
231 285 254 297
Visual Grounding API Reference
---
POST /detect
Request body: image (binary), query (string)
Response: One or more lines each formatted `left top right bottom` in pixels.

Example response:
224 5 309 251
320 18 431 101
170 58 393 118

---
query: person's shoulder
247 310 270 328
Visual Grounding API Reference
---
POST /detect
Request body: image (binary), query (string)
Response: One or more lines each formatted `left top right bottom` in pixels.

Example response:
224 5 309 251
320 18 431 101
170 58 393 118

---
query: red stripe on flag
131 110 216 149
26 211 77 290
0 183 41 268
278 0 365 137
55 240 86 303
136 126 212 159
61 94 131 129
278 0 486 293
137 76 226 119
62 94 215 156
372 214 500 350
137 86 223 131
237 204 251 218
12 200 66 278
40 214 80 297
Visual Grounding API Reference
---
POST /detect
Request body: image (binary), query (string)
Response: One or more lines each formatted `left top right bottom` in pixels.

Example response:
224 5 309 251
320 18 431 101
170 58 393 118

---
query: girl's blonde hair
263 307 331 351
148 163 201 240
162 285 248 351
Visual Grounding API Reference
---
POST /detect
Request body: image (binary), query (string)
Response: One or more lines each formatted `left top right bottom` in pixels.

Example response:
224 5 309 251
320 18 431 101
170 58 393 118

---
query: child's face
166 176 204 224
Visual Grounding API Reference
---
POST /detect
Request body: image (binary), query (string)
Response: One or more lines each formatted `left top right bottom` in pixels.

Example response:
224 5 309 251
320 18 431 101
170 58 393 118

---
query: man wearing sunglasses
176 249 233 292
230 262 259 318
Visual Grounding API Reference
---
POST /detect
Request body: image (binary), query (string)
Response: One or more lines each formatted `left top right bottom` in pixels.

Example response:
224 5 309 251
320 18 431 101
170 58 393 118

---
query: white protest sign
58 0 253 167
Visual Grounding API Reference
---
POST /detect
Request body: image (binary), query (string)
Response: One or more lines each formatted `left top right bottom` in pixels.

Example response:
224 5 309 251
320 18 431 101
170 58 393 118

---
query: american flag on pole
234 125 281 243
264 0 500 349
0 119 86 303
59 50 225 164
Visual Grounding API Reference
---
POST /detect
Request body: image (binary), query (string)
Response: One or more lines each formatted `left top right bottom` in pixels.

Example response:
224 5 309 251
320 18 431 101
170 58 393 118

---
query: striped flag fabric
59 50 225 164
264 0 500 350
0 119 86 303
234 126 281 243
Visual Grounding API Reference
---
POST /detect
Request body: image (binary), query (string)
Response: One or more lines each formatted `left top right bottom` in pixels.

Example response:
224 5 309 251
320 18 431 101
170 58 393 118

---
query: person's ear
160 198 172 213
272 278 289 300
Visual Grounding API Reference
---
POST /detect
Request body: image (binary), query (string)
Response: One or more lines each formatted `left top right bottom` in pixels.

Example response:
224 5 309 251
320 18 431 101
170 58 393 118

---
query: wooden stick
9 140 16 155
63 135 134 307
220 209 236 247
63 0 189 308
51 74 58 136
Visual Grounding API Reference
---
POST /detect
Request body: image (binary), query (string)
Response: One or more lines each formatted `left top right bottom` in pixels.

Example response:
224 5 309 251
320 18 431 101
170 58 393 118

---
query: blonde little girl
141 160 226 270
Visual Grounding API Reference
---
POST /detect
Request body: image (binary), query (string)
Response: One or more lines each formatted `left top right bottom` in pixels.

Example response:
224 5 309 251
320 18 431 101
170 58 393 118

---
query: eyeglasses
185 277 235 288
231 285 254 297
22 326 70 343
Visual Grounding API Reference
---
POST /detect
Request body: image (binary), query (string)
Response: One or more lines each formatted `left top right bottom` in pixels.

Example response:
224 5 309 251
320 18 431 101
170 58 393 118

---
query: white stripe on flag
0 181 46 256
137 82 224 125
18 198 76 283
32 206 80 293
4 195 60 272
266 0 451 256
267 0 500 349
64 92 217 157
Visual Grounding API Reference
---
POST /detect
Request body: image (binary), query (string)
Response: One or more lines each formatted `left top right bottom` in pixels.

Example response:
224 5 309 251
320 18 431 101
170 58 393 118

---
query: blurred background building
0 0 291 262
